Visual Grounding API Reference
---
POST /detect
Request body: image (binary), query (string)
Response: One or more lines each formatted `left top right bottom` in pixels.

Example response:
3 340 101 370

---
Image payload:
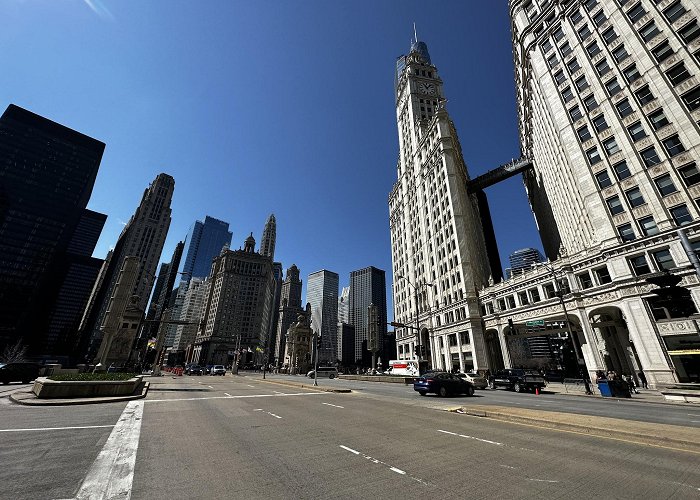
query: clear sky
1 0 543 318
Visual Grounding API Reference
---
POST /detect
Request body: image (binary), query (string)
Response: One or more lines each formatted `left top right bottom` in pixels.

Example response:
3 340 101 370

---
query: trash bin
610 380 631 398
597 380 612 397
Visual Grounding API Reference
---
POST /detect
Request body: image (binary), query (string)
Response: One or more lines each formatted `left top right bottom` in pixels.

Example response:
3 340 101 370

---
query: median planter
32 376 144 399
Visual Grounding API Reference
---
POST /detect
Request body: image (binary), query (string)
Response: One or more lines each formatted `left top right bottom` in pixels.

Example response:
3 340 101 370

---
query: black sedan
413 371 475 397
0 362 41 384
186 365 203 375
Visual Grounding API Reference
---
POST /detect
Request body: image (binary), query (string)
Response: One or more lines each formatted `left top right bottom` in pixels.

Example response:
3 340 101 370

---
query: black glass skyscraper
0 104 105 357
181 216 233 282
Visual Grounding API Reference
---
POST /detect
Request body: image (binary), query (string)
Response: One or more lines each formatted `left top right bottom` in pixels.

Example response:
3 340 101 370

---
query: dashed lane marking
253 409 282 419
437 429 503 446
338 445 429 485
145 392 324 403
527 478 559 483
0 425 114 433
322 402 345 409
224 393 232 397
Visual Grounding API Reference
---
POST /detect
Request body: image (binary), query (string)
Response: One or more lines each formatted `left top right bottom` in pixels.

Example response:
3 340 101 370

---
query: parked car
488 369 546 393
204 364 214 374
306 367 338 379
0 362 41 384
458 371 488 390
211 365 226 376
186 365 203 375
413 371 475 397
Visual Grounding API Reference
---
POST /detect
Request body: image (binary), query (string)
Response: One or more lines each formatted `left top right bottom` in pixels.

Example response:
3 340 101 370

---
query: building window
578 125 592 142
679 162 700 187
554 70 566 85
587 41 602 57
635 85 654 105
568 58 582 73
603 137 620 156
605 78 622 96
593 11 607 27
497 298 506 311
628 3 647 23
607 195 625 215
529 288 541 303
662 135 685 157
548 53 560 68
570 105 583 121
584 94 598 111
561 42 573 57
593 114 609 131
616 98 634 118
679 21 700 44
584 0 598 11
506 295 516 308
627 121 647 141
614 161 632 180
542 38 553 53
594 266 612 284
518 291 529 305
666 63 692 86
648 109 670 130
543 283 556 299
652 249 675 271
671 204 693 226
562 86 574 102
553 27 565 42
612 45 630 63
629 255 652 275
570 10 584 25
618 223 636 241
681 87 700 111
655 174 678 196
596 169 612 188
587 147 602 165
625 186 645 207
578 24 592 40
578 272 594 289
595 59 611 76
639 22 661 42
640 147 662 167
639 215 660 236
663 1 687 24
602 27 618 45
652 41 674 62
623 64 642 83
575 75 589 91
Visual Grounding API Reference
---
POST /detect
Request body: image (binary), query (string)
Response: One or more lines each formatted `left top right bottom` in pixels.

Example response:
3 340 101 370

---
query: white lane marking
146 392 324 403
437 429 503 446
273 390 284 394
499 465 517 470
691 420 700 423
322 402 345 409
207 385 213 389
252 409 282 419
0 424 114 433
670 481 700 492
247 384 255 388
224 393 232 397
338 445 429 485
75 400 144 500
527 478 559 483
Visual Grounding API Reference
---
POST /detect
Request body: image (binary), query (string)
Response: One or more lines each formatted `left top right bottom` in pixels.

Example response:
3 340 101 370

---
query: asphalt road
2 375 699 499
263 373 700 428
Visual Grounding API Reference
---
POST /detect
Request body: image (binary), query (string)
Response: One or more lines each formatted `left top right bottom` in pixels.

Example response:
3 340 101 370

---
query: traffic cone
535 387 540 395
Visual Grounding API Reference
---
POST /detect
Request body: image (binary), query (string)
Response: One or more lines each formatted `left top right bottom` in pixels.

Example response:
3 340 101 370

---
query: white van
306 367 338 379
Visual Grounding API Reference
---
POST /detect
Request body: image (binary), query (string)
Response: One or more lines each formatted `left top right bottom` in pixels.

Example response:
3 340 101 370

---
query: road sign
526 320 545 327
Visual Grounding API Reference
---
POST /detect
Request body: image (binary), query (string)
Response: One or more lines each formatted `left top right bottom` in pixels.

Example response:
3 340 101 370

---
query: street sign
526 320 545 327
368 304 379 352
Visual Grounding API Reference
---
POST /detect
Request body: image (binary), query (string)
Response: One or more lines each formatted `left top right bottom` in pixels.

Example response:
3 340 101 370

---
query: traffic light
390 321 408 328
650 285 696 317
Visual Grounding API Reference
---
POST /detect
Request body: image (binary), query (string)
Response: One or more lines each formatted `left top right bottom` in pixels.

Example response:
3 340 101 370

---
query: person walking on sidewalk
638 370 649 389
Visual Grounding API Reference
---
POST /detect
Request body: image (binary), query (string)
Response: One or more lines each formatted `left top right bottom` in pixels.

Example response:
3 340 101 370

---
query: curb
256 377 352 393
8 381 150 406
447 405 700 454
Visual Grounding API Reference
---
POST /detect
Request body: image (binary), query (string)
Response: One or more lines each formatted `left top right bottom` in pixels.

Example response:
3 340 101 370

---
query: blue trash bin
597 381 612 397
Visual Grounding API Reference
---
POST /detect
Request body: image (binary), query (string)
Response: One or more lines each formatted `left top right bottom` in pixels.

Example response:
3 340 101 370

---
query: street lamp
395 274 437 364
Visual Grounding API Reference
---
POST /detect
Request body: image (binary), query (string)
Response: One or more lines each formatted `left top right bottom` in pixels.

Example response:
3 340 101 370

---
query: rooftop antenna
413 22 418 43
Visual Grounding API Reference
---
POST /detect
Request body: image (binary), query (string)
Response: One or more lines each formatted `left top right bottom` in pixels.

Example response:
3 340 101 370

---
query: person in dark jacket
637 370 648 389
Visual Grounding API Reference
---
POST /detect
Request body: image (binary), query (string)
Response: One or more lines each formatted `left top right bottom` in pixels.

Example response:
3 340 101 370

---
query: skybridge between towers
467 156 533 193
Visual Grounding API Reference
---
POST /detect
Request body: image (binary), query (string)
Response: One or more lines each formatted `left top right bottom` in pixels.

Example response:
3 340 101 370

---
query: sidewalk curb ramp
8 381 150 406
255 377 352 393
448 404 700 454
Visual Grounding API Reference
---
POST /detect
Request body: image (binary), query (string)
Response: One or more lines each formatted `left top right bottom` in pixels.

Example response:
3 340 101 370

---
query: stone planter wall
32 376 143 399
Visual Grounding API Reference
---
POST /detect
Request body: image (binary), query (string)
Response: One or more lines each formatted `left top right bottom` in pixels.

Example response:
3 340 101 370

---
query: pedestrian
625 374 638 394
637 370 648 389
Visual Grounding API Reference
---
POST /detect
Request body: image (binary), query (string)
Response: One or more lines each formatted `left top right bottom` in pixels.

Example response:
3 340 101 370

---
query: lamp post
313 329 319 387
395 275 437 365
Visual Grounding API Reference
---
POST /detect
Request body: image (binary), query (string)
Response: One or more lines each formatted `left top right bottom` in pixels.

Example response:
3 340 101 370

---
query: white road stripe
273 390 284 394
74 400 144 500
338 445 429 485
146 392 323 403
247 384 255 388
224 393 232 397
207 386 213 389
390 467 406 474
0 424 115 433
322 402 344 409
437 429 503 446
253 409 282 419
527 478 559 483
339 445 359 455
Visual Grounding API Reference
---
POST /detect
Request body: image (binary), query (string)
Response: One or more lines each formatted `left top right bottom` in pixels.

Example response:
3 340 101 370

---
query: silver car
458 372 488 389
211 365 226 376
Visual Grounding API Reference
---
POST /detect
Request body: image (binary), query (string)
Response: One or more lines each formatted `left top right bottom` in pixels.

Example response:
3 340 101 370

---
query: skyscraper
144 241 184 341
79 173 174 359
0 104 106 359
274 264 305 366
181 216 232 282
171 277 209 363
338 286 350 324
389 37 494 371
505 248 544 279
349 266 387 366
306 270 339 364
260 214 276 260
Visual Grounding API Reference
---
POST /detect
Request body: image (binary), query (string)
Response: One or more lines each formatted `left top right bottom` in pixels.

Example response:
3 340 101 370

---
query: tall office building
481 0 700 384
274 264 305 366
260 214 276 260
349 266 387 365
144 241 184 341
389 37 494 371
193 234 275 365
79 173 174 359
306 270 339 364
0 104 106 359
338 286 350 324
181 216 232 282
505 247 544 279
171 277 209 362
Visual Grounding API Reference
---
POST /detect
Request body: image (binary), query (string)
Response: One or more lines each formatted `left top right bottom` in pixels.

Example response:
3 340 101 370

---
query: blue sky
1 0 543 317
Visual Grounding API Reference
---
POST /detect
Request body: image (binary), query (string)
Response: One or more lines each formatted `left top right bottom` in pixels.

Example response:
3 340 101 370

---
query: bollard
535 387 540 395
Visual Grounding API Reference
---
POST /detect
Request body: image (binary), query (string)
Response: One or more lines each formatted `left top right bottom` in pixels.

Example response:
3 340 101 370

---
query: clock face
418 82 436 96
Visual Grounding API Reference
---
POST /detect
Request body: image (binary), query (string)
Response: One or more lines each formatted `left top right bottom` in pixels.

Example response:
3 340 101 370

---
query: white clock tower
389 35 494 372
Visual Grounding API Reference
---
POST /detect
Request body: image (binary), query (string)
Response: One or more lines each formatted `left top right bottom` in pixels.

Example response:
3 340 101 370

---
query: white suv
211 365 226 376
